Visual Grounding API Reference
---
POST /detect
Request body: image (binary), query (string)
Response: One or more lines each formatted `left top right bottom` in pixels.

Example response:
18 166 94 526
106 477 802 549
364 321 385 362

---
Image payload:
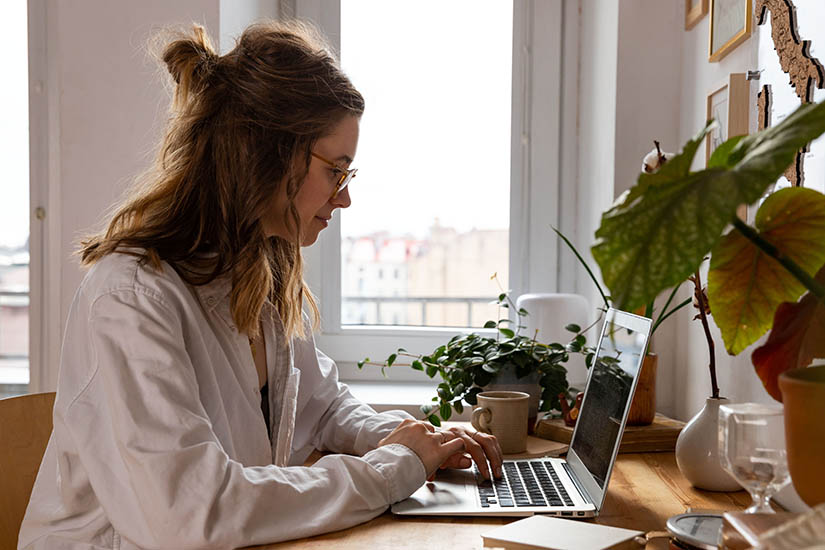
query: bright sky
0 0 29 249
339 0 512 239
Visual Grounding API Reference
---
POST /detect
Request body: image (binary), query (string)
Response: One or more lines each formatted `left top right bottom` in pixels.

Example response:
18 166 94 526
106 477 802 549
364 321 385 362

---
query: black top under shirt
260 381 271 441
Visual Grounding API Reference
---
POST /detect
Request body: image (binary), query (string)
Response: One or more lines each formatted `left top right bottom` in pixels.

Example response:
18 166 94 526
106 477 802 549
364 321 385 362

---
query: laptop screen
569 309 651 491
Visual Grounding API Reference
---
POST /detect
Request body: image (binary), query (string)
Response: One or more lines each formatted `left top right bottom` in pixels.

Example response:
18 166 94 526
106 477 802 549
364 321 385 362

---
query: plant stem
693 269 719 399
655 285 679 325
552 226 611 308
732 218 825 303
650 297 692 336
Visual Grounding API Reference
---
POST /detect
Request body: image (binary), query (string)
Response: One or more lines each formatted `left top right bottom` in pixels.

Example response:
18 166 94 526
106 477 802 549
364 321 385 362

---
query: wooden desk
251 452 752 549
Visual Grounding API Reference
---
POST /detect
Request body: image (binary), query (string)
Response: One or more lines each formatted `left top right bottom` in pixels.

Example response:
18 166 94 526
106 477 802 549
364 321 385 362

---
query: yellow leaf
708 187 825 355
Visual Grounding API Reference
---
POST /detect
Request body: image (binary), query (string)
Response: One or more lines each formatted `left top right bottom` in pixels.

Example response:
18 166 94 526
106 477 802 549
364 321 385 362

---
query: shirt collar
193 275 233 312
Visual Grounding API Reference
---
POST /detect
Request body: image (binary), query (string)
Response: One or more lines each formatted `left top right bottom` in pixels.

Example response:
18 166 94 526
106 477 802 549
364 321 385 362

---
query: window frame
296 0 564 381
26 0 54 394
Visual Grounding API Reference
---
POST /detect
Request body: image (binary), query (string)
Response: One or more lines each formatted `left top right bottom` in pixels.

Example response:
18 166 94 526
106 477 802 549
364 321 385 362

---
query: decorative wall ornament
756 0 825 102
758 84 772 131
756 0 825 186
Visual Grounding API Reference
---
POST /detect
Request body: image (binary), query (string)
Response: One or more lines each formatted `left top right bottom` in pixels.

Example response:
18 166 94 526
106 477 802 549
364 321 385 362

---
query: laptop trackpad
392 469 474 514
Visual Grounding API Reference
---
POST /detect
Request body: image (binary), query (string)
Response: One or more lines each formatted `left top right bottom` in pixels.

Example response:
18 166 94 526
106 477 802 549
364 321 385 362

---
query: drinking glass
718 403 790 513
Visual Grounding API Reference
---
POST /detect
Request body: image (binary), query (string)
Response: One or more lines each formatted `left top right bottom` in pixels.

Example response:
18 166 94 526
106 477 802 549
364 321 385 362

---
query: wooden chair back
0 392 56 550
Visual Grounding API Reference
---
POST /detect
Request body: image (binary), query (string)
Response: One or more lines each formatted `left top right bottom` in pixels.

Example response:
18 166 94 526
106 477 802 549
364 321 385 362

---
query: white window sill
343 380 472 421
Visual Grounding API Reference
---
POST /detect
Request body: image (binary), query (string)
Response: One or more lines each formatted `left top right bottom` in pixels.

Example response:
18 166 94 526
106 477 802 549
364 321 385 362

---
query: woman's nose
331 185 351 209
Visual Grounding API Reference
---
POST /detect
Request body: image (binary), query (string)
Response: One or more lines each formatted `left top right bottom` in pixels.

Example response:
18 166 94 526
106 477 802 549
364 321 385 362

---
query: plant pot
626 352 657 426
778 365 825 507
674 397 741 491
486 365 541 434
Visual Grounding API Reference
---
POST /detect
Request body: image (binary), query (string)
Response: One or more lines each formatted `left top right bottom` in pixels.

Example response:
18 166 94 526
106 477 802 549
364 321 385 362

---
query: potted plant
588 100 825 502
358 291 574 431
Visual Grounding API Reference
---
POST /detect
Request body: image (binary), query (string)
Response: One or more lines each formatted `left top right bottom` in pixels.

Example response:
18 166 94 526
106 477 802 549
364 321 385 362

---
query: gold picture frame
708 0 752 62
686 0 709 30
706 73 750 218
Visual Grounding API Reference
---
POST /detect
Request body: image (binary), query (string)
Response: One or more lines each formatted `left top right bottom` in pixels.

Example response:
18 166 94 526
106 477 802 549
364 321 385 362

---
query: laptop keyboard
475 460 575 508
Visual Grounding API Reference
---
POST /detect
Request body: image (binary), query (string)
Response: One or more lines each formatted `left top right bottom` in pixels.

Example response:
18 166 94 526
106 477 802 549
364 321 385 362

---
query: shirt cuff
355 409 417 453
361 443 427 504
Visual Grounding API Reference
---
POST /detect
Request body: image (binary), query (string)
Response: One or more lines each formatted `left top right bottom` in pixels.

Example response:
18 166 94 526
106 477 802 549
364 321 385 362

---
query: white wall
667 9 767 422
614 0 684 419
572 0 787 421
29 0 278 390
219 0 279 53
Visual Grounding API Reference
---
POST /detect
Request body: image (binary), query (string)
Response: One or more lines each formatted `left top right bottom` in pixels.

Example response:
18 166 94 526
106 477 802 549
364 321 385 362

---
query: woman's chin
300 229 322 247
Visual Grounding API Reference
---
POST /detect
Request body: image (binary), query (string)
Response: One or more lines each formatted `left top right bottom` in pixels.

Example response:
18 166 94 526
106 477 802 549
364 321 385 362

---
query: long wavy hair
79 20 364 340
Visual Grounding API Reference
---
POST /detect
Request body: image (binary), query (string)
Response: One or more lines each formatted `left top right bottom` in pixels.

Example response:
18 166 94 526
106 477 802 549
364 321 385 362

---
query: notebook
391 308 652 518
481 515 644 550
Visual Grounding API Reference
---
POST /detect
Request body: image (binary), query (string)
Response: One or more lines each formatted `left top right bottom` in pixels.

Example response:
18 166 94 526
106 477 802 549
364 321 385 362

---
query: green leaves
708 187 825 354
359 289 578 425
591 100 825 311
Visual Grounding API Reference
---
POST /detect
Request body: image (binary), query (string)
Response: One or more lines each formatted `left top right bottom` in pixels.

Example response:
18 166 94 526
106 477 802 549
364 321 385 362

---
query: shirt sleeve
291 332 417 458
68 288 425 549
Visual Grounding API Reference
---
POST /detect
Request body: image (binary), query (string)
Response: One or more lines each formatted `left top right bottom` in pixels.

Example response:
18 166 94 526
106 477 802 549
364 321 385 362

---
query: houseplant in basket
588 100 825 502
358 291 574 432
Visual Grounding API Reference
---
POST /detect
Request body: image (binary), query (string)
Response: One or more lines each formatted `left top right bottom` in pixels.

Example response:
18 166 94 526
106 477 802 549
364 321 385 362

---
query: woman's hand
378 420 503 481
378 419 466 479
436 425 503 481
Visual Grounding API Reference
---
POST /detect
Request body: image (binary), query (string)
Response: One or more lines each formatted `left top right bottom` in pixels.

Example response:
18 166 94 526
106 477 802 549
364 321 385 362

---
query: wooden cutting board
534 413 684 453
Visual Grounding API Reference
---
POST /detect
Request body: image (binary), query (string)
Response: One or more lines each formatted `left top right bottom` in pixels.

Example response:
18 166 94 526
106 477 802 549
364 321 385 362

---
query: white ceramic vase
674 397 741 492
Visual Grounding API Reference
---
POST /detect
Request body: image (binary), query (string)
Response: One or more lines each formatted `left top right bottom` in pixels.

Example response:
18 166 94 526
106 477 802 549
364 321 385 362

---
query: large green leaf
592 100 825 311
708 187 825 355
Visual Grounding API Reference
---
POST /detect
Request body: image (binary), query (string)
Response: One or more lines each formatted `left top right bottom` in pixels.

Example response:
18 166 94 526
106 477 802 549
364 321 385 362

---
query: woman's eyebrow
335 155 353 165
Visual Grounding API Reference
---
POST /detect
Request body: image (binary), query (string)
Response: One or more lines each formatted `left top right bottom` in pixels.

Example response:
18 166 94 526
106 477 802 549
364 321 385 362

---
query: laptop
391 307 652 518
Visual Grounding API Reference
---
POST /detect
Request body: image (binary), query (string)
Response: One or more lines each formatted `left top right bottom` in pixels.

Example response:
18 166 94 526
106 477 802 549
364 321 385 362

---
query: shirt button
206 296 216 306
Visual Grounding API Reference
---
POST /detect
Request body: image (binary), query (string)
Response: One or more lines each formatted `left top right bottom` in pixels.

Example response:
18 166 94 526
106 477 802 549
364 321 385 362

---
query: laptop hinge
562 462 595 506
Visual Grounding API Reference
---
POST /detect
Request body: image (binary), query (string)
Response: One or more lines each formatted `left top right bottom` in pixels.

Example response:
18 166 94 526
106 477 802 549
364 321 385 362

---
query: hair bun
162 24 218 104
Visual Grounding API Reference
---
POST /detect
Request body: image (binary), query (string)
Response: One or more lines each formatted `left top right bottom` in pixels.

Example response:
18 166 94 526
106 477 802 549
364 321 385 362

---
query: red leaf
752 267 825 401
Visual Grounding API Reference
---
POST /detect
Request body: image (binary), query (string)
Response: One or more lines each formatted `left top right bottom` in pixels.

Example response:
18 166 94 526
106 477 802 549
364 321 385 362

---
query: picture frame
706 73 750 218
685 0 709 31
708 0 752 62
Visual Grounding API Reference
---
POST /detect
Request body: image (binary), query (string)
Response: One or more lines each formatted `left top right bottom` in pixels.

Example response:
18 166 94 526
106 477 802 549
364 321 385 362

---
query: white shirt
19 252 426 550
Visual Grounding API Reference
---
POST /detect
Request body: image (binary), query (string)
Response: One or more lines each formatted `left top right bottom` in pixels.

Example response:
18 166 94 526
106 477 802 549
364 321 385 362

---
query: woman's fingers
379 420 469 478
469 431 503 477
379 420 507 481
441 426 503 479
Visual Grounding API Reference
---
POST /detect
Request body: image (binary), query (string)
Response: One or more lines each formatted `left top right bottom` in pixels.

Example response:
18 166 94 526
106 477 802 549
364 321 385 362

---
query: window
299 0 564 378
0 0 31 398
338 0 512 329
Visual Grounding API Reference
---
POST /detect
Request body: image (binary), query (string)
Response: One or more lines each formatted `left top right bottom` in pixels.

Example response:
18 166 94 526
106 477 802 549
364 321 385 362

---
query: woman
19 21 501 549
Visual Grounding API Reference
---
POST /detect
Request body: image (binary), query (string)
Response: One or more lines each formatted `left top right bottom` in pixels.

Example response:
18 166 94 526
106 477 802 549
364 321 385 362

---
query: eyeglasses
311 152 357 199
